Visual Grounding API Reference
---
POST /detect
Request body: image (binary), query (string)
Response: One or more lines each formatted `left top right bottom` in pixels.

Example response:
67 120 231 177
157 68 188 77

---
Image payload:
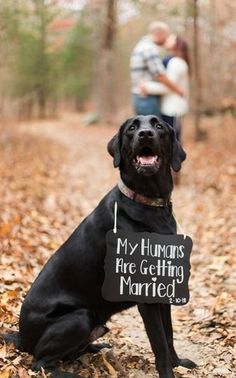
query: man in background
130 21 184 116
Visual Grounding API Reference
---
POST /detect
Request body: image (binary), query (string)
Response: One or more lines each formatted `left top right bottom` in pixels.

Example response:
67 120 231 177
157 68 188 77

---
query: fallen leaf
0 342 7 360
18 368 30 378
41 367 47 378
102 355 117 376
0 369 10 378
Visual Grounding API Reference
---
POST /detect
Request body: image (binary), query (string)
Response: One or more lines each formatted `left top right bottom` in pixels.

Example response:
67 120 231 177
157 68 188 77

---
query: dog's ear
165 123 186 172
107 119 131 168
107 132 121 168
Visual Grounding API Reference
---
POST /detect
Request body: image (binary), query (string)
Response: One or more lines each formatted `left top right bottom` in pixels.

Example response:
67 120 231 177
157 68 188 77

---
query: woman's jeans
162 114 182 141
133 94 161 116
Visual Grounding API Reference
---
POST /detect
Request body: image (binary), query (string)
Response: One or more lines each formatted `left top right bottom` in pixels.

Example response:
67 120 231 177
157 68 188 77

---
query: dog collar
118 179 171 207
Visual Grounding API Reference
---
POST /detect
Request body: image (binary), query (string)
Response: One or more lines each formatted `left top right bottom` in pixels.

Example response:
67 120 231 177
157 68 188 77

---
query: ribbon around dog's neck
118 178 171 207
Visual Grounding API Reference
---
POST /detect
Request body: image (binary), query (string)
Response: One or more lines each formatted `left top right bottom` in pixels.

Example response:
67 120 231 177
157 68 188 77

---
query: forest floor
0 113 235 378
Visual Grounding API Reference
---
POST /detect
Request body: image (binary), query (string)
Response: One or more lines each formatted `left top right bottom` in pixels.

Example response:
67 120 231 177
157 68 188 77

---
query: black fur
3 115 196 378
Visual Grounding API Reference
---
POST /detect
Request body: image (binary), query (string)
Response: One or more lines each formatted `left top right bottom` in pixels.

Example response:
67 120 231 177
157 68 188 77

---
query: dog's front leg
160 304 179 367
160 304 197 369
138 303 175 378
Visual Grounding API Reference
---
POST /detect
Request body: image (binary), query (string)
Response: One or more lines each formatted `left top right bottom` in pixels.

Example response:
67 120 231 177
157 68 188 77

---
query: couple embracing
130 21 190 141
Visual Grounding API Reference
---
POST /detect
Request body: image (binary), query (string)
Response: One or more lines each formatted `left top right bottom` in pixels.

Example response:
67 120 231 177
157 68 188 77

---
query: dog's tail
1 332 20 348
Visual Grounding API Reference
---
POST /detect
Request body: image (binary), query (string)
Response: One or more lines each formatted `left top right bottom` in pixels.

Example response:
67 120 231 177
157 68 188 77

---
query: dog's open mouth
134 147 161 170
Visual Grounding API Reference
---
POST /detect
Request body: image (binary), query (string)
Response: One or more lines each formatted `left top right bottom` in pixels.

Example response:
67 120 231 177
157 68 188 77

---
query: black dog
3 115 196 378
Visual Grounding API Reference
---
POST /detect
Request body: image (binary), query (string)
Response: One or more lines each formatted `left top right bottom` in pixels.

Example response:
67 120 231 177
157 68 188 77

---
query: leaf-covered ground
0 114 235 377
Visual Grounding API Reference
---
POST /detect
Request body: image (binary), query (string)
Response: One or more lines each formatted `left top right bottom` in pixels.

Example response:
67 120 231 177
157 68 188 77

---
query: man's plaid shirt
130 36 165 95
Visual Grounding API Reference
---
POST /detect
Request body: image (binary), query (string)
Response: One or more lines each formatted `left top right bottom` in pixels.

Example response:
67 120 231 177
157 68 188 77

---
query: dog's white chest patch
102 230 193 305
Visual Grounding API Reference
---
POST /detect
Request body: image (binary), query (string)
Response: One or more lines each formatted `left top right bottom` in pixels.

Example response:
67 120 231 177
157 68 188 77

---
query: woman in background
141 34 190 141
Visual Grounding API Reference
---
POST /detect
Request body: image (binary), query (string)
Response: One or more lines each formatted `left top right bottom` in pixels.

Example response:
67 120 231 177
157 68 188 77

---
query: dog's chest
116 205 176 235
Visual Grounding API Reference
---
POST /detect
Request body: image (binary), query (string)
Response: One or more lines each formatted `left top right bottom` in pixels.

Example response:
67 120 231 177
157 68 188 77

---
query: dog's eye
155 123 163 130
128 124 136 131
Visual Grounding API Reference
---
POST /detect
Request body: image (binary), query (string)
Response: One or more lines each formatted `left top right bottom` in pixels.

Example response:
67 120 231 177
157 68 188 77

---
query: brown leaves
0 115 236 377
0 369 10 378
0 344 7 361
0 224 11 238
102 355 117 376
16 367 31 378
0 366 33 378
170 115 236 377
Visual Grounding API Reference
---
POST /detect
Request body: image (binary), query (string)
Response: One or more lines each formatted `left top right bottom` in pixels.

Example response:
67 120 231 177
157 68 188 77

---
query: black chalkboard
102 230 193 306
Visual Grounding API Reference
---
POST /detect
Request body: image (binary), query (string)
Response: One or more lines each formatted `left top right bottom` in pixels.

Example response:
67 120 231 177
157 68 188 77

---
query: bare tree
33 0 50 118
192 0 205 140
93 0 117 122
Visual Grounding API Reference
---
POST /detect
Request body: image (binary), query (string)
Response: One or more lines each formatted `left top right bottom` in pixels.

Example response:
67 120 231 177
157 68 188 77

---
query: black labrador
3 115 196 378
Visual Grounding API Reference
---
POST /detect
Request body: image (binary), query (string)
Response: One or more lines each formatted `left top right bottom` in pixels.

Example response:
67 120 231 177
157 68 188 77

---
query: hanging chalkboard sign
102 230 193 306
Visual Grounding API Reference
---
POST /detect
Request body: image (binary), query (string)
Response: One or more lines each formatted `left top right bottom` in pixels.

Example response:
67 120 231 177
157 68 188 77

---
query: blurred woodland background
0 0 235 130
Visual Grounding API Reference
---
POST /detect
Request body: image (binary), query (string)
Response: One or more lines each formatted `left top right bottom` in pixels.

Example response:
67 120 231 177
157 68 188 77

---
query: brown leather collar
118 179 171 207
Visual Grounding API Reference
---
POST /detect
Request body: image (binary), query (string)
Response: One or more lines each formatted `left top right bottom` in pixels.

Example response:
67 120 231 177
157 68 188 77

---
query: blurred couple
130 21 190 141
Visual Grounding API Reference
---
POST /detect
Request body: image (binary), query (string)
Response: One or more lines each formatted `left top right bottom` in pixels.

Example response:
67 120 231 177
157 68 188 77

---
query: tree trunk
38 86 46 119
93 0 117 122
192 0 205 140
34 0 48 119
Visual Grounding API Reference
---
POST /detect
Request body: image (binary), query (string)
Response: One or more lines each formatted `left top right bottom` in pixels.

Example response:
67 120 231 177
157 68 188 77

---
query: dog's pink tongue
138 155 155 165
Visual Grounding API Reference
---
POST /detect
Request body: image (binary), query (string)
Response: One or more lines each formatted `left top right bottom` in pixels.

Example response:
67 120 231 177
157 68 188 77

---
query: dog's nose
138 129 154 139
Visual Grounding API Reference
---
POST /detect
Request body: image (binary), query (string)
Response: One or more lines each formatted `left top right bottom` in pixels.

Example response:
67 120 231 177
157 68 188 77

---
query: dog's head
108 115 186 177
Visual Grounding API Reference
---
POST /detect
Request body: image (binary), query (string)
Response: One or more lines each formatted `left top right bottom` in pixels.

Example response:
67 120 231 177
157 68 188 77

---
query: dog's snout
138 129 154 139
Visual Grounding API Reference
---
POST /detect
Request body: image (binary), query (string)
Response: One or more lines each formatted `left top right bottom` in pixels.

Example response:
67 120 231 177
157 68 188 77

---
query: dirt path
0 114 235 377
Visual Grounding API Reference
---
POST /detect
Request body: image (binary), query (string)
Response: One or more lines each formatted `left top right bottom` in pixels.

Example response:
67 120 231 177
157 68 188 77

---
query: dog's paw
86 342 112 354
32 360 49 372
178 358 197 369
